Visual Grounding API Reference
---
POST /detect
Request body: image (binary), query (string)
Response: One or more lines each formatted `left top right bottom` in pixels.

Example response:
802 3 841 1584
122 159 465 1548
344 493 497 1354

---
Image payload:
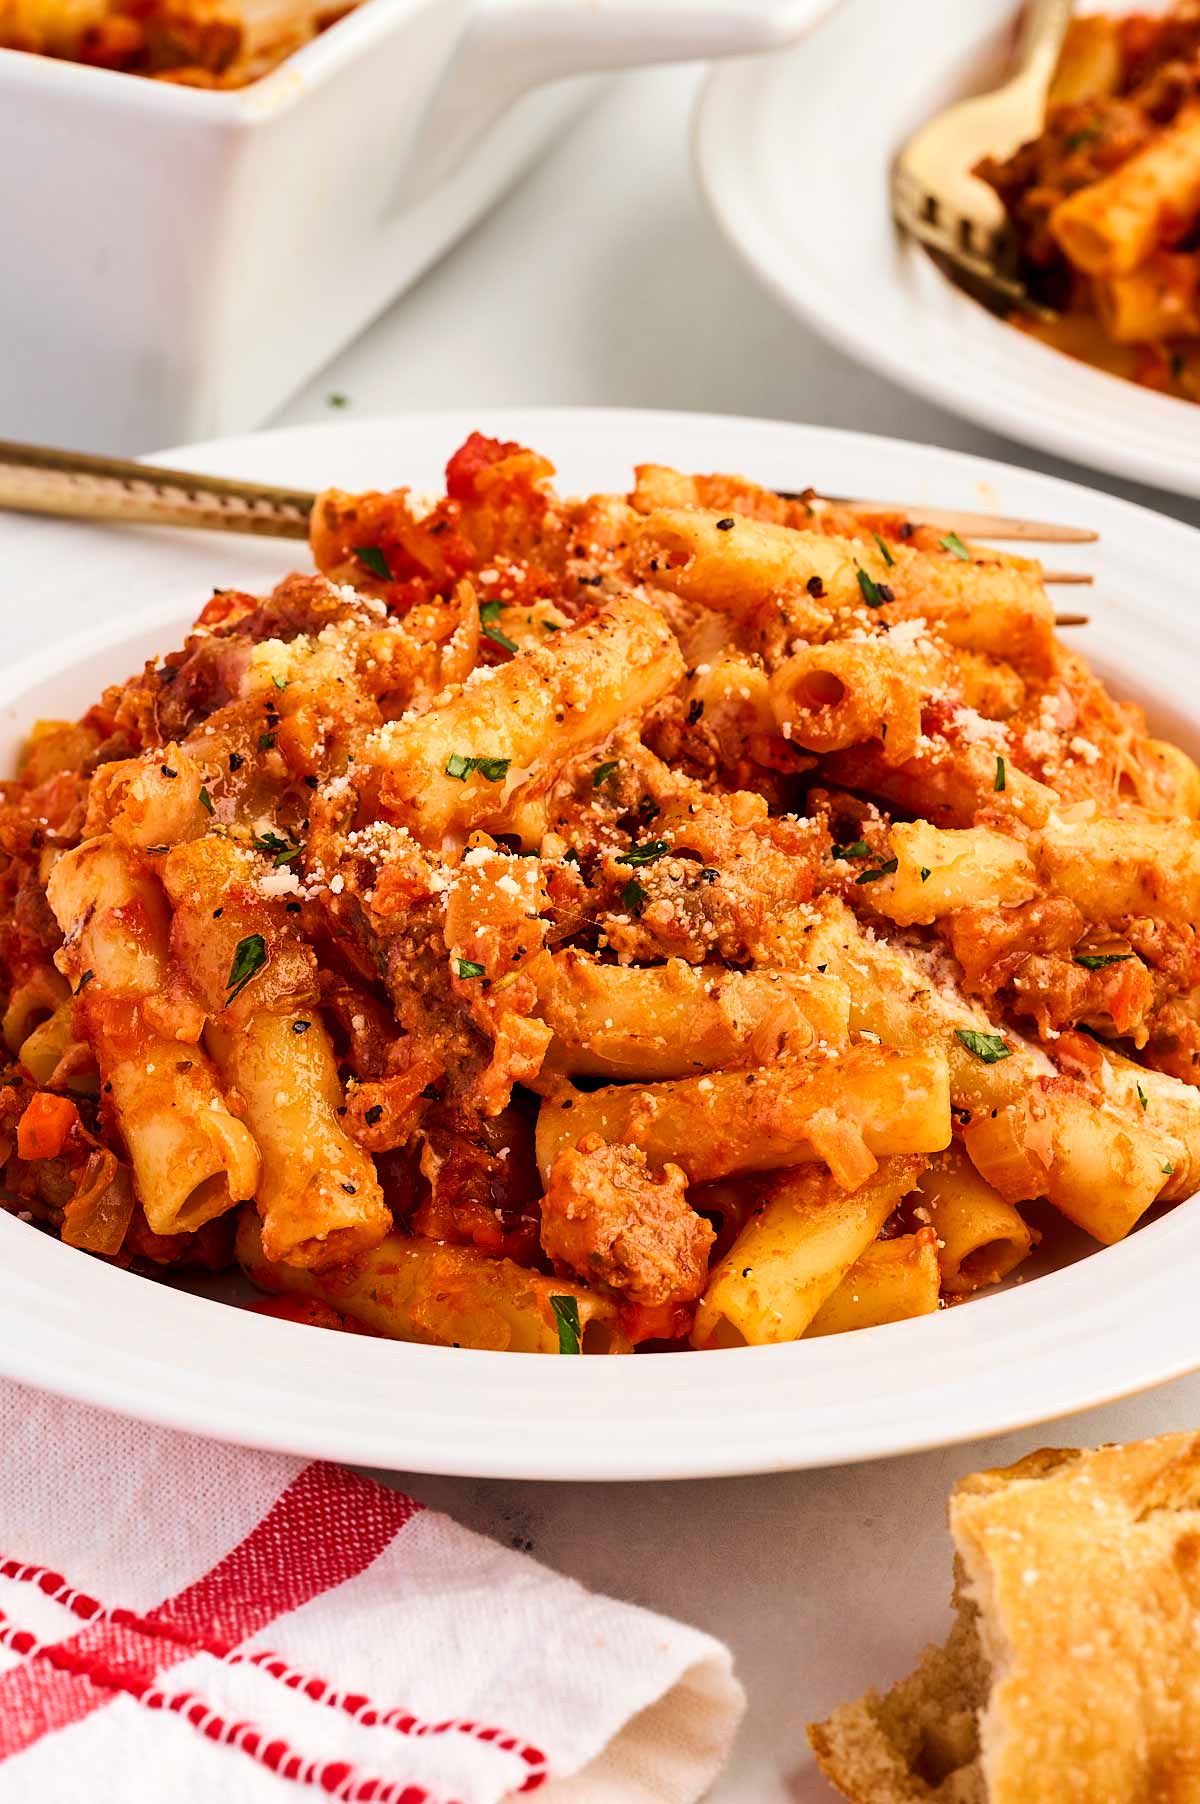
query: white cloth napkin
0 1380 743 1804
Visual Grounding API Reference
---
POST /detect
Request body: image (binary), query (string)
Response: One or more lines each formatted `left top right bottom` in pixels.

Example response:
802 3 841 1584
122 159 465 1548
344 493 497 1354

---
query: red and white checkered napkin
0 1379 743 1804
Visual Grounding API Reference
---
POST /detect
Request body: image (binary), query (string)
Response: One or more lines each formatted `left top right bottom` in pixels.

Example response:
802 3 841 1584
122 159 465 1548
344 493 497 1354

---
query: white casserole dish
0 0 838 453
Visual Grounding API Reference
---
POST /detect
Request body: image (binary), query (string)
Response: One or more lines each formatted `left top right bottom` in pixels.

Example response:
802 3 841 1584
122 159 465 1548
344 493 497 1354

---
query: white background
261 64 1200 1800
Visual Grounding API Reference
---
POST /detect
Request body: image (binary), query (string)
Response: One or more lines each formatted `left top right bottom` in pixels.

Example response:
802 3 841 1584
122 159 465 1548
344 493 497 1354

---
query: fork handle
0 440 316 539
1012 0 1076 86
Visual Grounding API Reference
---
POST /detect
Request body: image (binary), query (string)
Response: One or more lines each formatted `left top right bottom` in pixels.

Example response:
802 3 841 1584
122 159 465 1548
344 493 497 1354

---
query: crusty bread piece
809 1434 1200 1803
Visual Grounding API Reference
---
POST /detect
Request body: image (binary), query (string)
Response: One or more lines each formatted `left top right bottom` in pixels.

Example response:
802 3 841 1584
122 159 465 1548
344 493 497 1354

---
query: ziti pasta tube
633 509 1055 673
693 1155 927 1348
804 1228 941 1337
535 1046 951 1190
163 836 388 1268
532 950 850 1081
236 1212 630 1354
46 835 259 1236
915 1149 1034 1296
1051 109 1200 277
362 594 683 849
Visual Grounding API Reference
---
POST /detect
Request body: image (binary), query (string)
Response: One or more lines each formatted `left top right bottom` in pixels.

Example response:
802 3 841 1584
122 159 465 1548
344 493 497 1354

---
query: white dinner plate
2 406 1199 1480
694 0 1200 500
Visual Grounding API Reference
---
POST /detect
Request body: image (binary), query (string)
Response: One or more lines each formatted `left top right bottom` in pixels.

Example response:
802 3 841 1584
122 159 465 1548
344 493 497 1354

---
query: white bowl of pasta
695 0 1200 501
1 406 1199 1480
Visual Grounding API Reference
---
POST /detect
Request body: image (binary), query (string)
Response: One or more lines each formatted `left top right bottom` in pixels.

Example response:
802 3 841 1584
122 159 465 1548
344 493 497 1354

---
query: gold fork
891 0 1076 314
0 437 1097 601
0 440 313 540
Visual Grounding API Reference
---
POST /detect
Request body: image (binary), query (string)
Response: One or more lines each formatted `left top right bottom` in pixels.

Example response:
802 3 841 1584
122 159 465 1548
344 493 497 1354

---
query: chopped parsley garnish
940 531 970 561
354 545 393 582
550 1293 581 1355
144 844 169 855
478 599 502 624
856 857 899 884
1137 1083 1148 1113
871 530 895 567
228 752 244 772
715 516 736 532
272 675 288 692
365 1104 383 1125
1163 1161 1175 1177
994 755 1006 793
444 752 511 783
616 840 670 866
956 1028 1012 1064
455 957 485 980
621 879 647 915
1064 125 1101 153
77 969 95 990
258 733 276 751
198 786 213 814
327 391 348 408
593 760 619 788
482 623 519 654
920 866 931 882
1074 953 1132 969
563 847 581 867
856 567 892 608
831 840 871 861
226 934 267 1004
252 829 303 868
541 618 562 632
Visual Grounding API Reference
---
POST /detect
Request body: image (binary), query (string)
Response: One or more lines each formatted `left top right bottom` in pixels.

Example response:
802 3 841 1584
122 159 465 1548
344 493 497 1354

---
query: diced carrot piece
16 1093 79 1162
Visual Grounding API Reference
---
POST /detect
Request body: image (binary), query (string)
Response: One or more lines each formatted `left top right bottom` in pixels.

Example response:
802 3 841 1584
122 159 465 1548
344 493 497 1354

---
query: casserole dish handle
405 0 839 202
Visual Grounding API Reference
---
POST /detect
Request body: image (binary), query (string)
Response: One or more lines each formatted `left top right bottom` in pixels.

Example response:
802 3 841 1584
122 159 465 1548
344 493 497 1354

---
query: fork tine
778 495 1099 543
1041 570 1093 585
890 193 1039 312
1055 613 1090 626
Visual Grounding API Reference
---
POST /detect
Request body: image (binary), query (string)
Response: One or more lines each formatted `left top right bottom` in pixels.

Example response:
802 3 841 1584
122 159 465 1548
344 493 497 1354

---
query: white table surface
264 61 1200 1800
19 58 1200 1803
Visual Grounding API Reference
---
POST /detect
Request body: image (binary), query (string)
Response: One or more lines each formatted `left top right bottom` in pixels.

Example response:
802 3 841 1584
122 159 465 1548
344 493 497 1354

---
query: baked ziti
1 432 1198 1353
978 3 1200 400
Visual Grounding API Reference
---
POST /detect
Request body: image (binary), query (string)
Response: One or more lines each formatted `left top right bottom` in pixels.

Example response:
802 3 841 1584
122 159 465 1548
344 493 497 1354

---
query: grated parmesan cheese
259 866 303 899
953 705 1008 749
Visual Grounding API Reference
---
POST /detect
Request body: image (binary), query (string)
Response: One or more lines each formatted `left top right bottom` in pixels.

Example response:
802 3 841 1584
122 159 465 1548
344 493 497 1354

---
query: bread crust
809 1433 1200 1804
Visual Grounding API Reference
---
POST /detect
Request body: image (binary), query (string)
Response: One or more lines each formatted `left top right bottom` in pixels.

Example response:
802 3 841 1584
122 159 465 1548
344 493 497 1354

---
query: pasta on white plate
1 430 1198 1353
977 3 1200 402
